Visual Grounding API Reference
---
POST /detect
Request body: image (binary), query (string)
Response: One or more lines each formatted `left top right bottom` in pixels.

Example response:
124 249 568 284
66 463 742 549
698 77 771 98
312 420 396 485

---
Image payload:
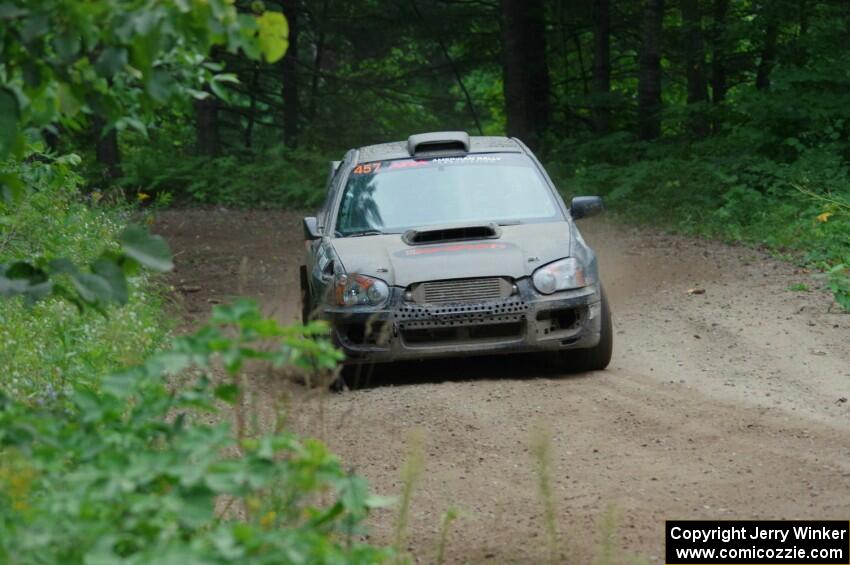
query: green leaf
0 3 28 19
49 258 115 306
52 32 81 62
95 47 128 78
48 257 78 276
5 262 47 283
0 172 24 204
55 153 82 166
74 388 104 422
209 73 239 101
20 14 48 44
56 83 81 117
0 87 19 159
0 262 53 302
69 272 113 305
92 257 129 304
256 11 289 63
116 117 148 136
146 69 175 103
120 225 174 272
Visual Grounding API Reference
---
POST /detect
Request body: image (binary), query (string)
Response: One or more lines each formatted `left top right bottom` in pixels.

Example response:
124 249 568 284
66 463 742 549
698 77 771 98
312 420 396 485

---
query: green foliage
0 299 389 564
0 0 290 311
0 153 171 309
121 142 333 209
824 265 850 311
551 20 850 312
0 0 289 161
559 139 850 309
257 11 290 64
0 157 170 400
0 279 169 401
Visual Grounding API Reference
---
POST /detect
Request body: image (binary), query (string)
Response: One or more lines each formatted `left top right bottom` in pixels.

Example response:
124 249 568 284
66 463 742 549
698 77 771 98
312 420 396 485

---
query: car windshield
334 153 561 236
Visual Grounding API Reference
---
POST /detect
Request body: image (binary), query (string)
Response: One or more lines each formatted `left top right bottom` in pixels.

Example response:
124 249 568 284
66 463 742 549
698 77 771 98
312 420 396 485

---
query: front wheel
559 285 613 373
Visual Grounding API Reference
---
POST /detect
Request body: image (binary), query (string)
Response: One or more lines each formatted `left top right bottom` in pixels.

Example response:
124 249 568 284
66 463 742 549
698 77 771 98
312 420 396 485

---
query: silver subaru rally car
299 131 612 374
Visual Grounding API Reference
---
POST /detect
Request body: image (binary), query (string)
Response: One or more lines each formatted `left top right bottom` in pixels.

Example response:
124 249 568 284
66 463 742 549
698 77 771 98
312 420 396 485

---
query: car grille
417 277 509 304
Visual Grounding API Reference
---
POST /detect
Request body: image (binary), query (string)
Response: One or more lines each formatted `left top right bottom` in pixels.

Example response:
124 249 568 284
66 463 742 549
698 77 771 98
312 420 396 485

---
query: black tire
560 285 613 373
299 265 311 324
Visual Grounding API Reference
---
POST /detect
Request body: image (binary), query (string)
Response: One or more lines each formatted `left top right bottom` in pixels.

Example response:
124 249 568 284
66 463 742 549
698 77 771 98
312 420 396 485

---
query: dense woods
42 0 844 276
63 0 840 156
85 0 846 289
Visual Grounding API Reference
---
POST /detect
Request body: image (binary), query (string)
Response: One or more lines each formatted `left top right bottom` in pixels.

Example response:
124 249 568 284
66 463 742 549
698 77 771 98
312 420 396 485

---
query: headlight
532 258 590 294
332 273 390 307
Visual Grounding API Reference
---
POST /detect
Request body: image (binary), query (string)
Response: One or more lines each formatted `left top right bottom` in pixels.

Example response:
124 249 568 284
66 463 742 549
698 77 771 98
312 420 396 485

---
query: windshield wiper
340 230 384 237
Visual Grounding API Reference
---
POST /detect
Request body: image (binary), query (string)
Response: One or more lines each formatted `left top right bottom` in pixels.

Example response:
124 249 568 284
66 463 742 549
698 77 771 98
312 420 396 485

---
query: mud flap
299 265 310 324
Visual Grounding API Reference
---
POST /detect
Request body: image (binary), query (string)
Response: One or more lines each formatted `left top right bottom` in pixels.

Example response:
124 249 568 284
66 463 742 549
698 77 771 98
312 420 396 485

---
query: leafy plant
0 148 171 310
119 143 334 209
0 156 171 400
824 264 850 311
0 0 291 312
0 299 390 563
0 222 171 309
0 0 290 175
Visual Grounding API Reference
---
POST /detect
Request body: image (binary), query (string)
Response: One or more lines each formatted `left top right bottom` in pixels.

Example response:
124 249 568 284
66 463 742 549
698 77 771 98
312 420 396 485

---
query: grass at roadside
117 131 335 209
0 158 171 400
0 154 390 561
546 135 850 310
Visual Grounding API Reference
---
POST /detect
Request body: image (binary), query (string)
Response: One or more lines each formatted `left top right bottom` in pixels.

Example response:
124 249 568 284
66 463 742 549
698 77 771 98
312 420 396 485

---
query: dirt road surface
157 209 850 563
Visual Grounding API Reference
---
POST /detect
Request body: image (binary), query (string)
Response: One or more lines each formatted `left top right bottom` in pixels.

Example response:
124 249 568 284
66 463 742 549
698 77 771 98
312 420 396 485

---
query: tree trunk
755 7 778 91
308 0 328 121
245 64 261 149
501 0 550 150
592 0 611 133
710 0 729 104
93 116 121 179
682 0 709 137
281 0 299 149
43 127 59 153
195 96 220 157
638 0 665 140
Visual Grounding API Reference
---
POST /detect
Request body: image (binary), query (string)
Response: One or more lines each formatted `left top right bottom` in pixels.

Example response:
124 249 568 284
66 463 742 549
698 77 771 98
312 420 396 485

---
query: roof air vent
407 131 470 157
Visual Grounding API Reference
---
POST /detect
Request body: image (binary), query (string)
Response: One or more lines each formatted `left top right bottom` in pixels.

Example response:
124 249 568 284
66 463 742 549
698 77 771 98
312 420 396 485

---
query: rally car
299 131 612 375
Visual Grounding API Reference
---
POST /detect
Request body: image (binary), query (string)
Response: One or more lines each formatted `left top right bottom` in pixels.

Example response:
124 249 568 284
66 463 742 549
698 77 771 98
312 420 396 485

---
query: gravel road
157 209 850 564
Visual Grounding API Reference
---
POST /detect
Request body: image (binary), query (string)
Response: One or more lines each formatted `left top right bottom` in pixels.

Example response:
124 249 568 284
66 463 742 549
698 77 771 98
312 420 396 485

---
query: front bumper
324 280 602 364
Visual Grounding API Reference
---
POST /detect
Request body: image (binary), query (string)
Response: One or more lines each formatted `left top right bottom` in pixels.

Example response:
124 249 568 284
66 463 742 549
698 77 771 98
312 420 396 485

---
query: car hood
331 221 572 287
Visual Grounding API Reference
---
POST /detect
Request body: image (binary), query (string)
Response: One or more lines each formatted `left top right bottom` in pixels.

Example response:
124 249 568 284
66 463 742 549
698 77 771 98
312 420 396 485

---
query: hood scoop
402 223 501 246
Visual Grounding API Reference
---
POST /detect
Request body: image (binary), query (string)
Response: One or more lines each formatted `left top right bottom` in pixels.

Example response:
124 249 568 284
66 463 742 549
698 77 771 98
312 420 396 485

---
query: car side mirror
303 216 320 240
570 196 604 220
